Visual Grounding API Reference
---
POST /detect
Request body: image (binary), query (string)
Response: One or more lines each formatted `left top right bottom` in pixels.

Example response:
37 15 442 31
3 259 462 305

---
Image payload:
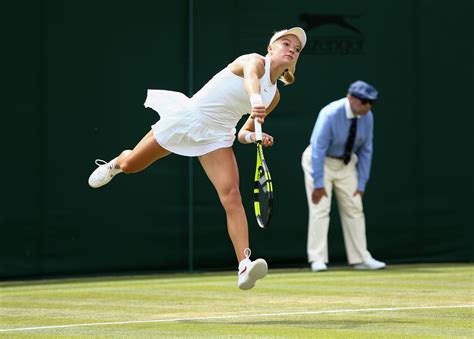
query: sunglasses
353 96 375 105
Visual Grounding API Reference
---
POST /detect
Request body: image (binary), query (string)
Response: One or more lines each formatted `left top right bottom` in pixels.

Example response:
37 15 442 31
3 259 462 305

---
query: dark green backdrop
1 0 472 278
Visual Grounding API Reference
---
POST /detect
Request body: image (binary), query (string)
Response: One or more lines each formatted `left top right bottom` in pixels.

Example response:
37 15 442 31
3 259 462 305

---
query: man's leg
333 156 371 264
302 147 333 264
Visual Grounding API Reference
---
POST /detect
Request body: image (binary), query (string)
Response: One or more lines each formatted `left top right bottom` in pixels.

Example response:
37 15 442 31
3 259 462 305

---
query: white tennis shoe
310 260 328 272
88 158 122 188
354 258 386 270
237 248 268 290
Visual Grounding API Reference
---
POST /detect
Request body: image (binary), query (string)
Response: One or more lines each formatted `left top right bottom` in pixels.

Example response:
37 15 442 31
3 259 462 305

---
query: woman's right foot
88 159 121 188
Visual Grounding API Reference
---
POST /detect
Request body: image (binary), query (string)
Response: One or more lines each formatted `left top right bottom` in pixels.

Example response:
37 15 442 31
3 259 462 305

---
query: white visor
269 27 307 49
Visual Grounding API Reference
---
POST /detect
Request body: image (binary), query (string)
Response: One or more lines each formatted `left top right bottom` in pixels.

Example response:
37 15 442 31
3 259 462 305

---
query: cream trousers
301 146 372 265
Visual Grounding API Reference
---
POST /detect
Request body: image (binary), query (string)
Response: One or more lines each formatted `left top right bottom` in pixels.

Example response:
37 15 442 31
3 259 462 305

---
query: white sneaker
88 158 122 188
310 260 327 272
354 258 386 270
238 249 268 290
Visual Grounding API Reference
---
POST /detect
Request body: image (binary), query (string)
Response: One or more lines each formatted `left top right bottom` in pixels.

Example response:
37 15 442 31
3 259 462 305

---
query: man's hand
353 190 364 197
312 188 327 204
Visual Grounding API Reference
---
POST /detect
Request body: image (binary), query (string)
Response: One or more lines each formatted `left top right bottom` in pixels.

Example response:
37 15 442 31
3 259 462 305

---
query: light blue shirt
309 98 373 192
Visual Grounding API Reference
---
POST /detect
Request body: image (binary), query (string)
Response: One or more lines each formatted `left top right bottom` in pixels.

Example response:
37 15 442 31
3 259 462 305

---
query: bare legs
115 130 171 173
198 147 249 262
111 135 248 263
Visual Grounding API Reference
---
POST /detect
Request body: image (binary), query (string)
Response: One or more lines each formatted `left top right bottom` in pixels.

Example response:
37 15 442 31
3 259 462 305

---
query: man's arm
355 113 374 192
310 111 331 190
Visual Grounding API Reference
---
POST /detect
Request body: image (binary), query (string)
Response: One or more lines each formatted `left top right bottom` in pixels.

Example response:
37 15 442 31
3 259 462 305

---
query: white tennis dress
144 56 277 156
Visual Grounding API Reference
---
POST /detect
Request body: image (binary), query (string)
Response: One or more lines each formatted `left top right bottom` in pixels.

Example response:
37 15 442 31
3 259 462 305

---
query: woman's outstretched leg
198 147 267 290
88 129 170 188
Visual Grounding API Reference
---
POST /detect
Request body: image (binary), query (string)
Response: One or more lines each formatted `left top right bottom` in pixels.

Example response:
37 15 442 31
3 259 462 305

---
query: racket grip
254 120 263 142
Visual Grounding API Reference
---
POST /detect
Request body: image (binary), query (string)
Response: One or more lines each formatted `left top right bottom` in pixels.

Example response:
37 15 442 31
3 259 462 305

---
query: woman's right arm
237 89 280 146
229 54 266 120
228 53 265 96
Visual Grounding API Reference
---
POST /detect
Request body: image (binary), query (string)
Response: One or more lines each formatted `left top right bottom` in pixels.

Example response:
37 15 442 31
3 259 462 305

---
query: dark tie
343 118 357 165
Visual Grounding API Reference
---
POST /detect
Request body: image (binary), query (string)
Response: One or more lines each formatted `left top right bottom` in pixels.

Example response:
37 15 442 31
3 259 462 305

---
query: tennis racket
253 120 273 229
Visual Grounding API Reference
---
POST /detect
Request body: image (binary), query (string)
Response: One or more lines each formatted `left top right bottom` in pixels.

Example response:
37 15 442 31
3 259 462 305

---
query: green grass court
1 263 472 338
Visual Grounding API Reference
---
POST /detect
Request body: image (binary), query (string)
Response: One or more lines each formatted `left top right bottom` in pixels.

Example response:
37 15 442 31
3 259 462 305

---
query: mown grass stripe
1 304 472 333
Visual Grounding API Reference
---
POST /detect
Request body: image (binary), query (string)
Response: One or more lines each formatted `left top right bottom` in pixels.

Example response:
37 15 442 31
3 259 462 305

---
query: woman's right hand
250 104 266 123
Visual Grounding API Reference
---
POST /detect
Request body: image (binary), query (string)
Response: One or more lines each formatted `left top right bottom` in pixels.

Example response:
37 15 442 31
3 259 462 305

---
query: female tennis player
88 27 306 290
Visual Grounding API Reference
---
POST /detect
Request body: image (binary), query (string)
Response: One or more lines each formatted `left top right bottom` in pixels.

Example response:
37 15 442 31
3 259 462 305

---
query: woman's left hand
261 132 274 147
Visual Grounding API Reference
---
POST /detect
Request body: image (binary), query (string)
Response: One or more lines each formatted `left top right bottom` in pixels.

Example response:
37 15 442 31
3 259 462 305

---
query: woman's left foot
88 158 121 188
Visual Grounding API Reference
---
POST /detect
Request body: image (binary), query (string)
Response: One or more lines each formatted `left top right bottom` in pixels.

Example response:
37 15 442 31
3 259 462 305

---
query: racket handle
254 120 262 142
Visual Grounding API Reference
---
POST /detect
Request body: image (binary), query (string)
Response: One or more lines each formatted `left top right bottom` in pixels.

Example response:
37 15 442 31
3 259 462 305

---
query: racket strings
254 144 273 228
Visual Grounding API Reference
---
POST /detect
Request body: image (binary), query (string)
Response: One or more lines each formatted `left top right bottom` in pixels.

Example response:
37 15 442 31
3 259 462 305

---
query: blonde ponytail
279 66 296 85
